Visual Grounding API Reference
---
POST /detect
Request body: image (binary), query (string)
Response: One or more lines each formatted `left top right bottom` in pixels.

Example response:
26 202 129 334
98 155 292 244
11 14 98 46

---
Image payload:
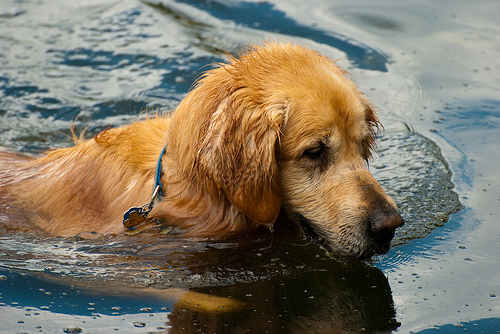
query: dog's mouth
299 216 326 246
297 215 395 260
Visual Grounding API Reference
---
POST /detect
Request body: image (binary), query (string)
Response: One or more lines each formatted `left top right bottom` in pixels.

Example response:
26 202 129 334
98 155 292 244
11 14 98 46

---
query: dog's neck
122 145 167 231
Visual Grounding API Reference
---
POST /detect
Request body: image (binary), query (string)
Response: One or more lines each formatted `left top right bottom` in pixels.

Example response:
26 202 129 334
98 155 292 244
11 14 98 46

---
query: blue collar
153 145 167 200
122 145 166 230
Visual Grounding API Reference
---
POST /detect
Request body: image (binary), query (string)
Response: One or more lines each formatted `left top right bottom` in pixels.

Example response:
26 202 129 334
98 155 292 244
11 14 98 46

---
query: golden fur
0 42 403 259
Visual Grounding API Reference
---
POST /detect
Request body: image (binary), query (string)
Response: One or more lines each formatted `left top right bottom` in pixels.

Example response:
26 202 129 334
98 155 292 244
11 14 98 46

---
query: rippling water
1 0 499 333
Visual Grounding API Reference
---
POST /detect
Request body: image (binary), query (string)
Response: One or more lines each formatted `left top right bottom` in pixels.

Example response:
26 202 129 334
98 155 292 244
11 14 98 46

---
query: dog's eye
303 142 325 160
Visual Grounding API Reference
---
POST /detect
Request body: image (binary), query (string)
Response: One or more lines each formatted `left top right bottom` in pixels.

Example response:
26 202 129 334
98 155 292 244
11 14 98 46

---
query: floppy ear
360 97 382 161
196 93 285 228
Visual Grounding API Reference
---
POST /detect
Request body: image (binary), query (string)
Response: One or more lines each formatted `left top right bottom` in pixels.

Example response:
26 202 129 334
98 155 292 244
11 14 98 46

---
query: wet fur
0 42 402 259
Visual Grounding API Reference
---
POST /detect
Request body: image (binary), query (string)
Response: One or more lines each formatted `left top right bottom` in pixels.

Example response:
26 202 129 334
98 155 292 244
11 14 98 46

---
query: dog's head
172 42 403 259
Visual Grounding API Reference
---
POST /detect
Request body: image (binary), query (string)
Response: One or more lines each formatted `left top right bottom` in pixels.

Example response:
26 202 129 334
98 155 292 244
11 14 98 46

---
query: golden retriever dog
0 42 403 259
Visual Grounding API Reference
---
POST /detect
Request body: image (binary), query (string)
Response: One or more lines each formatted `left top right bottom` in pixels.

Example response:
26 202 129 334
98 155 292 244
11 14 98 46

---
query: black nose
370 210 404 235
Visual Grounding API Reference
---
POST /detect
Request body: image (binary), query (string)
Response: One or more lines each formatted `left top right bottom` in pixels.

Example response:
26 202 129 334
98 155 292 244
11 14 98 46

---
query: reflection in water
0 218 399 333
168 261 398 333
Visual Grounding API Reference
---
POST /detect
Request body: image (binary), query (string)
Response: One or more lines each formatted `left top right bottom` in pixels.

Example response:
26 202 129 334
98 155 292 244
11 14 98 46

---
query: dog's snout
370 210 404 235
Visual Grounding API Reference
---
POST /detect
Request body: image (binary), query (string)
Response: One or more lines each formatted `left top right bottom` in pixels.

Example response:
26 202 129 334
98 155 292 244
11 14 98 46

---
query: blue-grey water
0 0 498 332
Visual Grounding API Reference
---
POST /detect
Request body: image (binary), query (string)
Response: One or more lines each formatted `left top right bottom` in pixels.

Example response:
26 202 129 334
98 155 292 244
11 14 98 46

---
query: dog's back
0 117 171 236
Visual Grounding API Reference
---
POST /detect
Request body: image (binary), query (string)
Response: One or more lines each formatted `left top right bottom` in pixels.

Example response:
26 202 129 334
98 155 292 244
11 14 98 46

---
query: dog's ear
196 94 285 229
361 98 382 161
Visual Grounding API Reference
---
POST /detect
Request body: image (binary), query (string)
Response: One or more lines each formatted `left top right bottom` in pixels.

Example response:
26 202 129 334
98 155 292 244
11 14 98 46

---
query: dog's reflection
157 219 399 334
166 261 398 334
0 215 399 333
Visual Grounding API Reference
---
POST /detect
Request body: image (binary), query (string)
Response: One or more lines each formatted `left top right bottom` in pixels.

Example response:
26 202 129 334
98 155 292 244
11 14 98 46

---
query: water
0 0 499 332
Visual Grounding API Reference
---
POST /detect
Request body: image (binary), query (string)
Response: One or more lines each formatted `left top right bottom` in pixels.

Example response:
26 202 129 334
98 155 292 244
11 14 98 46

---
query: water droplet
45 71 65 78
63 326 82 333
133 322 146 328
15 54 30 60
0 7 25 18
